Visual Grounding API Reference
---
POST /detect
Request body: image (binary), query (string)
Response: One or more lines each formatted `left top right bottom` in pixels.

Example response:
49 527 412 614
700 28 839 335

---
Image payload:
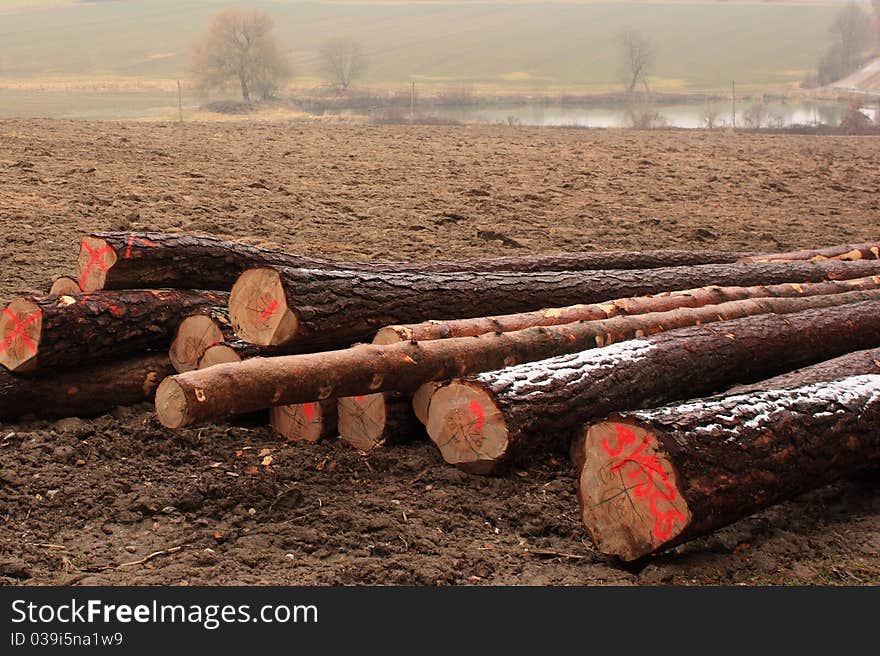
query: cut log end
229 268 299 346
169 315 225 373
337 393 388 451
155 377 188 429
0 298 44 373
270 402 331 443
198 344 242 369
49 276 81 296
412 381 442 425
77 236 118 292
576 421 692 561
424 382 509 475
372 326 411 345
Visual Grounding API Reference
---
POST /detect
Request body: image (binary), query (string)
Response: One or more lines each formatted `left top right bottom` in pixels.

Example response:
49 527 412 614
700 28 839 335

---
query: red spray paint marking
79 239 114 289
260 300 279 322
602 424 685 541
468 400 485 432
0 307 42 355
302 402 317 422
124 234 158 259
355 395 366 403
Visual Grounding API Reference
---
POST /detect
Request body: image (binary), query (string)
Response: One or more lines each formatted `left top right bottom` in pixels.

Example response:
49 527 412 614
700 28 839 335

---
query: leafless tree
872 1 880 51
743 102 768 128
701 105 721 129
618 31 655 94
818 3 873 84
318 39 367 92
191 8 292 103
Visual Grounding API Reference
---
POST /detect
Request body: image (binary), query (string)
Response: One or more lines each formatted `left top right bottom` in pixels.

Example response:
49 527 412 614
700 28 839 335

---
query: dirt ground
1 120 879 585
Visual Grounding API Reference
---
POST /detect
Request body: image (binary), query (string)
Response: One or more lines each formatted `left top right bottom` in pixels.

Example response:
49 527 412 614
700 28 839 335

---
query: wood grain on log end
77 236 118 292
337 393 388 451
155 377 188 429
270 400 336 443
575 421 691 561
412 381 443 425
198 344 242 369
49 276 82 296
0 297 44 373
372 325 412 344
425 381 509 475
169 315 226 373
229 268 299 346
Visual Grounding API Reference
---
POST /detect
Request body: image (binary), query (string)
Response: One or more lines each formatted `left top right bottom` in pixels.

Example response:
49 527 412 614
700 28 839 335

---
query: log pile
5 231 880 562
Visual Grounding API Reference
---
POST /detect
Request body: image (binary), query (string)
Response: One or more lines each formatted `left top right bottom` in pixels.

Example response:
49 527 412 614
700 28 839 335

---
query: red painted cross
0 307 42 355
124 234 157 259
79 239 114 289
260 300 279 322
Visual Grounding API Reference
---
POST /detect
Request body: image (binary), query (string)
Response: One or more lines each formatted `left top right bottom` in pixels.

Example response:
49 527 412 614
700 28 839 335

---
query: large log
228 260 880 348
0 289 226 374
424 298 880 474
375 275 880 343
574 373 880 561
167 302 231 373
76 231 754 292
740 241 880 263
48 276 81 296
155 290 880 429
0 353 173 421
269 400 337 443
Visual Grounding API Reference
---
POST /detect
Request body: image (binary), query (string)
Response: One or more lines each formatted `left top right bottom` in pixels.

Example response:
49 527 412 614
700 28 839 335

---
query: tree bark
269 400 337 443
228 260 880 348
337 392 423 451
740 241 880 263
0 353 173 421
424 298 880 474
0 289 226 374
77 231 757 292
574 373 880 561
155 290 880 429
375 275 880 343
48 276 81 296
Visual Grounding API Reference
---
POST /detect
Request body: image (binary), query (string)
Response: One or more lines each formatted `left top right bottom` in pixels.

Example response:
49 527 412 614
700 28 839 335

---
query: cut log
155 289 880 429
375 275 880 343
0 289 226 374
48 276 81 296
574 373 880 561
424 298 880 474
77 231 754 292
740 242 880 263
0 353 173 421
228 260 880 348
269 400 337 443
413 381 444 425
167 303 232 373
198 344 244 369
337 393 422 451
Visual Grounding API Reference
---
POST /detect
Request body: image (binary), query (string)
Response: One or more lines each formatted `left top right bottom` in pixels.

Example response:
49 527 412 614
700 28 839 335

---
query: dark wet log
0 353 173 421
76 231 753 292
228 260 880 348
155 290 880 429
574 372 880 560
424 298 880 474
0 289 226 374
375 275 880 343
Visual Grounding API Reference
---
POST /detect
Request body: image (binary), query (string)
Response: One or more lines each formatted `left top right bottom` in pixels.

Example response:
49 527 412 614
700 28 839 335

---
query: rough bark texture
0 353 173 421
77 231 755 292
269 400 338 443
375 275 880 343
725 347 880 395
337 392 423 451
575 374 880 560
229 260 880 348
155 290 880 429
0 289 226 374
425 298 880 474
740 242 880 263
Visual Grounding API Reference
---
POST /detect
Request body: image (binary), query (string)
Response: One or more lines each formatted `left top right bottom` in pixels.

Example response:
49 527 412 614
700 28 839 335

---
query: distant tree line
816 2 877 86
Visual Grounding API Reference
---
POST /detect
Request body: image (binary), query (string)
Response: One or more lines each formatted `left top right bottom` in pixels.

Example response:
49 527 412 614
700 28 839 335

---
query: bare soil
1 120 879 586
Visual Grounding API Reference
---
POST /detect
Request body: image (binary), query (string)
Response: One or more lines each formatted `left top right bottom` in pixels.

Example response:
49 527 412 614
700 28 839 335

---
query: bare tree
318 39 367 92
618 31 655 94
191 8 292 103
818 3 873 84
872 0 880 50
